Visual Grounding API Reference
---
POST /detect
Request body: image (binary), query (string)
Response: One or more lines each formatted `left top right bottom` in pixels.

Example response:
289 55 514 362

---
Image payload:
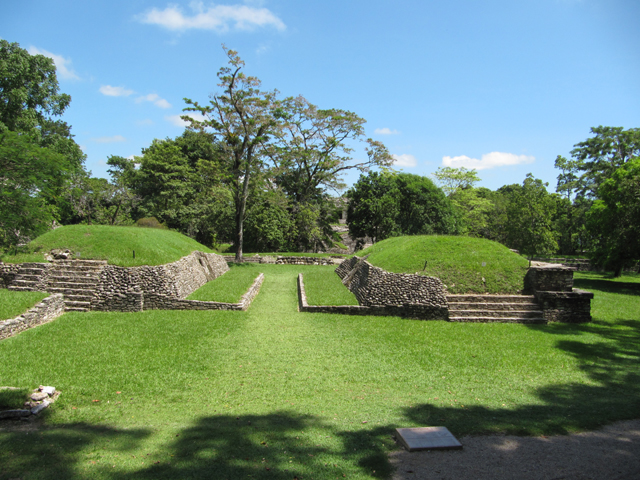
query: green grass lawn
302 266 358 306
187 264 262 303
0 267 638 480
1 225 214 267
0 290 49 321
360 235 530 294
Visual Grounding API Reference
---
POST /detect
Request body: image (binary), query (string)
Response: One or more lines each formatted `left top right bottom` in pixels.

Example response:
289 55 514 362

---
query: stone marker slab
396 427 462 452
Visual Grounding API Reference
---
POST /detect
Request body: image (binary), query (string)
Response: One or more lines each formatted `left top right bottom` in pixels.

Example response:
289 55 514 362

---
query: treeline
346 125 640 277
1 40 638 275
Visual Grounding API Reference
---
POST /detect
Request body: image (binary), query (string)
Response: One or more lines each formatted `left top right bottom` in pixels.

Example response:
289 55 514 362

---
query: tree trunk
614 263 623 278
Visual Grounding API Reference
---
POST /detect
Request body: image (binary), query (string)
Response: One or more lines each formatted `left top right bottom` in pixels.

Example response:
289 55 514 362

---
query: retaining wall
0 263 20 288
336 256 448 309
92 251 229 312
0 294 65 341
534 289 594 323
297 274 447 320
224 255 341 265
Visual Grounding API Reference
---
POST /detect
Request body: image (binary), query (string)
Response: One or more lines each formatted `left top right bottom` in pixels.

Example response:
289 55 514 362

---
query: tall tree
183 47 278 261
432 166 481 197
269 95 393 203
567 126 640 198
503 174 558 263
586 157 640 276
347 172 457 244
0 40 70 134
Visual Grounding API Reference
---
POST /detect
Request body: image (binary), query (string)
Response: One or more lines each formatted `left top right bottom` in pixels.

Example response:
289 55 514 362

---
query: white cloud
136 93 172 109
138 1 286 32
165 113 206 127
374 127 400 135
99 85 135 97
442 151 535 170
392 154 417 168
28 46 79 80
92 135 126 143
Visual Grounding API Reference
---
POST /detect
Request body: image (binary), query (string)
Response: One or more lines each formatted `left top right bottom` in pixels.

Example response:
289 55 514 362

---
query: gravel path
390 420 640 480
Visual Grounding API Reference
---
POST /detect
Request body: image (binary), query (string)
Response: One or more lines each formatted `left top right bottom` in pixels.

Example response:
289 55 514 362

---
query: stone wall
93 251 228 311
224 255 341 265
535 289 594 323
0 294 65 341
297 274 447 320
526 264 593 323
0 263 20 288
525 264 574 292
336 256 448 309
143 273 263 311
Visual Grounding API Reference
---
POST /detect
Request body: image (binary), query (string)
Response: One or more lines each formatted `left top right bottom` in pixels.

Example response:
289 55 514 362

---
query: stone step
48 287 97 296
448 302 540 311
447 294 537 304
64 300 91 308
49 276 100 285
8 286 38 292
19 263 52 269
53 265 105 273
64 306 90 312
53 260 107 267
449 316 546 324
449 309 544 318
14 274 42 281
16 268 46 275
65 294 95 302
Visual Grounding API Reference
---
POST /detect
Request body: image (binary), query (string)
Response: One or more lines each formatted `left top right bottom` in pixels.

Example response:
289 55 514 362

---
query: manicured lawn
1 225 214 266
302 266 358 306
0 267 638 479
360 235 530 294
187 263 263 303
0 290 49 321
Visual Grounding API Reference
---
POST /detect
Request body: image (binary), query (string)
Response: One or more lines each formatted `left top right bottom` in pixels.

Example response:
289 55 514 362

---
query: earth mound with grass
359 235 529 294
1 224 214 267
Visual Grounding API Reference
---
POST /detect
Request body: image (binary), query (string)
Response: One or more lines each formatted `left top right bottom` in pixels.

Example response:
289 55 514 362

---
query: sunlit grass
0 289 49 321
0 225 214 266
187 263 261 303
0 266 637 479
360 235 529 294
302 266 358 305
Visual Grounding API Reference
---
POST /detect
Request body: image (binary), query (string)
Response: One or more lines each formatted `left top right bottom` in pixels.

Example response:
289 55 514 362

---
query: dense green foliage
347 171 458 243
0 290 49 321
0 266 637 479
0 40 86 251
360 235 530 294
0 225 213 266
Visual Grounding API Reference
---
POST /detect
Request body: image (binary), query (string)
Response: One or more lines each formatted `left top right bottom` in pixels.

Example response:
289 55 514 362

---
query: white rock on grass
40 386 56 396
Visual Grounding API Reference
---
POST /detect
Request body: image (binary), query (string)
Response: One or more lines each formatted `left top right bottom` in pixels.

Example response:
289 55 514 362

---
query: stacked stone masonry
0 263 21 288
0 294 65 341
333 256 449 320
224 255 340 265
92 251 230 312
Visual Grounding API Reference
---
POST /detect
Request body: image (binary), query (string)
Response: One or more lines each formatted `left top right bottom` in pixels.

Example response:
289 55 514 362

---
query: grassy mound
359 235 529 294
188 264 260 303
1 225 213 267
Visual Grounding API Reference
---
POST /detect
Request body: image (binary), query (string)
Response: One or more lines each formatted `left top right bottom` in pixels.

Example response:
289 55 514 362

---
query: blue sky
3 0 639 192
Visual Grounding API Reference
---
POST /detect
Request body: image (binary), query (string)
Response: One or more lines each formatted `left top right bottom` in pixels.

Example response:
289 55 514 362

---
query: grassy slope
0 266 637 479
0 290 49 321
187 264 262 303
1 225 213 267
360 235 530 294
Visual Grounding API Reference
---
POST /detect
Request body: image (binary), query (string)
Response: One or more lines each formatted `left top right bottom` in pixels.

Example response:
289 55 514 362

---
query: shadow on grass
122 412 394 480
574 277 640 296
0 422 151 480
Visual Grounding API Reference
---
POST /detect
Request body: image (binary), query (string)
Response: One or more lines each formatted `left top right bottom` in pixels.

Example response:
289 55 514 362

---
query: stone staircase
7 263 51 292
47 260 107 312
447 294 546 324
